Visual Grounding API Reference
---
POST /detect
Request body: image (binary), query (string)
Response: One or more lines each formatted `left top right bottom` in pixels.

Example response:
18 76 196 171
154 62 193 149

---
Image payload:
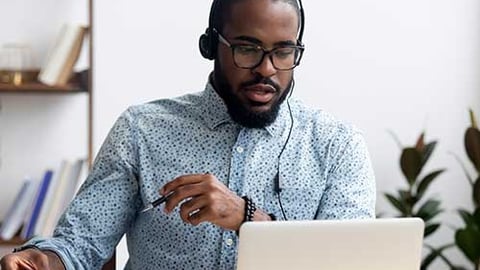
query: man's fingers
162 174 220 212
161 174 208 195
0 250 47 270
188 207 213 226
157 173 244 230
179 195 208 222
1 254 29 270
0 254 19 270
164 182 204 213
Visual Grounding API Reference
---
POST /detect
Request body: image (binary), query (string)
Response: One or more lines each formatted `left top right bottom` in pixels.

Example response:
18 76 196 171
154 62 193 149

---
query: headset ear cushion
199 33 214 60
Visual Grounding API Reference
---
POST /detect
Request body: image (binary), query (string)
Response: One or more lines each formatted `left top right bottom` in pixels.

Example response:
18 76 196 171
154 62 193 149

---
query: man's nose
252 54 276 78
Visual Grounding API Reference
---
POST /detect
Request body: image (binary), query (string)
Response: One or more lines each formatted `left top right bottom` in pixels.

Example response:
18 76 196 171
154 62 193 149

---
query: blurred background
1 0 479 269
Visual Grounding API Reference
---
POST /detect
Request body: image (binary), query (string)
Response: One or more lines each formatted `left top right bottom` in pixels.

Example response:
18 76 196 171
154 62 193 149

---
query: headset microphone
274 173 281 194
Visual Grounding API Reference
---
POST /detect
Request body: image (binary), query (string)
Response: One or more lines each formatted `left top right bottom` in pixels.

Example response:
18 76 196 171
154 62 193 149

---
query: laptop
236 218 424 270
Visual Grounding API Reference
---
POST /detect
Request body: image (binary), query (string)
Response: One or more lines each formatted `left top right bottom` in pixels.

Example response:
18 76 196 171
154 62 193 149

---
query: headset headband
199 0 305 60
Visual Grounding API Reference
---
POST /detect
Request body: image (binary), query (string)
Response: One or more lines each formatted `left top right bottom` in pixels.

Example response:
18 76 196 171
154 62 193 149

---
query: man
0 0 375 269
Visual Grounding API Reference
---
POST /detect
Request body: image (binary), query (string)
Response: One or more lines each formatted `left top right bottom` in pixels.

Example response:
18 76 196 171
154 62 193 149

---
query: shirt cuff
16 237 74 270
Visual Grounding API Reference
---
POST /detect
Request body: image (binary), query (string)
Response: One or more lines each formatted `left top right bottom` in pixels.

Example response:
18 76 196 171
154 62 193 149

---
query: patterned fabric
24 82 376 270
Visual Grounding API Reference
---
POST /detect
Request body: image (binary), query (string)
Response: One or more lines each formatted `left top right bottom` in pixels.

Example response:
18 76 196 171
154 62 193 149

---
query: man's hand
161 173 245 231
0 249 65 270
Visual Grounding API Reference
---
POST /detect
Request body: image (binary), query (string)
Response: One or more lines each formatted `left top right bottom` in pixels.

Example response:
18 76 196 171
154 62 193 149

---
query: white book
58 159 85 210
40 160 71 237
34 160 68 237
38 23 87 86
74 158 89 194
0 179 36 240
41 159 85 236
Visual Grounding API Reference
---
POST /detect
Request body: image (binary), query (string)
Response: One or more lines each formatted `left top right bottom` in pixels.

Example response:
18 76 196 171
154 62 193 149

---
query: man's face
213 0 299 128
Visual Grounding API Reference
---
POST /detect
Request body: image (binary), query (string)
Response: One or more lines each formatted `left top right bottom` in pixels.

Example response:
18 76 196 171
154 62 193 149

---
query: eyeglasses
214 29 304 71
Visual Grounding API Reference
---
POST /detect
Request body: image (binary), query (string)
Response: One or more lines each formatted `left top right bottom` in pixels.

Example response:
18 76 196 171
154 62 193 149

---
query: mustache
240 76 281 92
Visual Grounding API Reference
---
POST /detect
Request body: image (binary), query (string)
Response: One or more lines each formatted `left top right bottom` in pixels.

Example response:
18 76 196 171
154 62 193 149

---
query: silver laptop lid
236 218 424 270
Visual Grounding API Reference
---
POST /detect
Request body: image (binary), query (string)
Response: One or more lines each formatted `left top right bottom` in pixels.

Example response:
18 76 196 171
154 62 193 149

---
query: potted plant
453 109 480 270
421 110 480 270
383 131 446 269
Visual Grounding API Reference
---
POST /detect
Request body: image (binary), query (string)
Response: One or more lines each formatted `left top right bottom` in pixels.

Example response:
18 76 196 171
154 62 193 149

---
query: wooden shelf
0 70 88 94
0 237 26 246
0 84 85 94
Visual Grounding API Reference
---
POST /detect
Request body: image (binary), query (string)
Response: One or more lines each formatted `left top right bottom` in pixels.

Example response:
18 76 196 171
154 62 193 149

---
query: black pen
141 191 174 213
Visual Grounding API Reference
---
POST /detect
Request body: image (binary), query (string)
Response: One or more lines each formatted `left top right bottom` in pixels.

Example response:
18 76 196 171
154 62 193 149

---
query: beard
213 62 292 129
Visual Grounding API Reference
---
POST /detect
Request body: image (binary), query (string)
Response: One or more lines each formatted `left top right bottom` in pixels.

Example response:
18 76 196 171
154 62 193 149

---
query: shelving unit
0 0 112 268
0 0 114 266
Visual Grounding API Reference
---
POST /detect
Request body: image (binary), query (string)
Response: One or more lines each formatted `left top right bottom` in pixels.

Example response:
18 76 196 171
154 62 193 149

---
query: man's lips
243 84 276 104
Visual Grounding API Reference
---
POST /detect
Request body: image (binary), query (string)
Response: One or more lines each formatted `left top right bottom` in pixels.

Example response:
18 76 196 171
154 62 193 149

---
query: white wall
0 0 89 68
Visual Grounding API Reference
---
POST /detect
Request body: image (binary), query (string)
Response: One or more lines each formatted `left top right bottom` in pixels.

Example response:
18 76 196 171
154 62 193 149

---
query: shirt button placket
229 129 248 194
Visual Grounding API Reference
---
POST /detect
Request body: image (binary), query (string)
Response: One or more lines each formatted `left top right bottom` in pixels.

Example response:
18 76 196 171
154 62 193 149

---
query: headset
199 0 306 220
274 81 295 220
199 0 305 60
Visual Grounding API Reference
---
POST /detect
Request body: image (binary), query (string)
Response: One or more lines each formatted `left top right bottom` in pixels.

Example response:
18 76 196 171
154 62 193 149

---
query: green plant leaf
455 226 480 263
424 223 441 238
470 109 478 129
417 169 445 199
421 250 439 270
473 208 480 228
458 209 475 227
450 267 468 270
398 189 418 207
385 193 408 215
401 148 423 184
422 244 457 270
474 176 480 208
416 199 442 222
465 127 480 172
422 142 437 167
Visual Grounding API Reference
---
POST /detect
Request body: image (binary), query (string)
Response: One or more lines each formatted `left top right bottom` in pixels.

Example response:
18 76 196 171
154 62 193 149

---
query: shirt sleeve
316 130 376 220
22 109 141 270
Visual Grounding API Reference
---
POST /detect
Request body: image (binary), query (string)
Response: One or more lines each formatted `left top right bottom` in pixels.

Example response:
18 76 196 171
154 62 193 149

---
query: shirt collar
198 80 290 137
198 82 233 130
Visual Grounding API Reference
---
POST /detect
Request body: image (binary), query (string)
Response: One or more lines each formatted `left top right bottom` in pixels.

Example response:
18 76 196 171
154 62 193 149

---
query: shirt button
226 238 234 246
236 146 244 153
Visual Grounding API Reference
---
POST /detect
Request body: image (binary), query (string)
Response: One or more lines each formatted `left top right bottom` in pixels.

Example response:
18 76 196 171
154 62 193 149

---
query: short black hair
212 0 301 35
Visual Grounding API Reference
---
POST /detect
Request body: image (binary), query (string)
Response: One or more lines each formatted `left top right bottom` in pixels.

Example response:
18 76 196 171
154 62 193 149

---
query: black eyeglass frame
214 29 305 71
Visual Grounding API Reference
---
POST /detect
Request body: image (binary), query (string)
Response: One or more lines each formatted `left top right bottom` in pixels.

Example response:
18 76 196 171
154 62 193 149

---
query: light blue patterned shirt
23 82 375 270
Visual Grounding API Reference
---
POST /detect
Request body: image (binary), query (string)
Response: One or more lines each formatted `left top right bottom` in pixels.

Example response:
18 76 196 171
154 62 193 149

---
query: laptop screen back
236 218 424 270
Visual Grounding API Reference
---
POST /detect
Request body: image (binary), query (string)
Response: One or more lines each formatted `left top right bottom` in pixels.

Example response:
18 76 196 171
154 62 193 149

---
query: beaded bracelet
242 196 256 222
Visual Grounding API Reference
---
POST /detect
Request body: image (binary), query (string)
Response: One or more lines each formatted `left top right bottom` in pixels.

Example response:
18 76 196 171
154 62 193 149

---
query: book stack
0 159 87 240
38 24 88 86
